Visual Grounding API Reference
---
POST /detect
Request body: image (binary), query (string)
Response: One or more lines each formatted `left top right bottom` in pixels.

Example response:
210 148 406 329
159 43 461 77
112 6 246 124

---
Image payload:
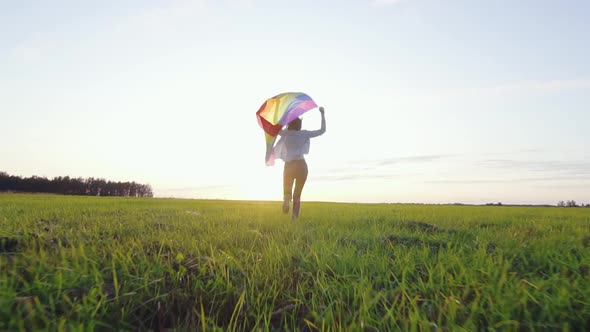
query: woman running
273 106 326 219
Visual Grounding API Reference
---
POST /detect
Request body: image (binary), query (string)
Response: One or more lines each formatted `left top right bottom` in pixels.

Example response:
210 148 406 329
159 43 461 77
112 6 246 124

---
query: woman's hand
319 106 325 115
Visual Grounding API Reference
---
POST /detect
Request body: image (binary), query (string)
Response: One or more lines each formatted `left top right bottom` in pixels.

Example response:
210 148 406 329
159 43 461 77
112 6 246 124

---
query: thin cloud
478 159 590 175
424 175 590 185
318 153 590 185
334 154 456 168
377 154 454 166
480 149 544 157
313 154 455 182
533 183 590 189
312 173 406 182
423 180 503 185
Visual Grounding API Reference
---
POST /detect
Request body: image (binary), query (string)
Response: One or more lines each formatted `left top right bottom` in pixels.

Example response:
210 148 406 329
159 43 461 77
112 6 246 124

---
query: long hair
287 118 302 131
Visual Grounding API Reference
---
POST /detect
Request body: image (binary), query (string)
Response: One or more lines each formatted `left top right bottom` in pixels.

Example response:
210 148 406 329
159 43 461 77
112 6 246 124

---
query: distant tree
0 172 8 190
0 171 153 197
557 200 565 207
144 184 153 198
566 200 578 207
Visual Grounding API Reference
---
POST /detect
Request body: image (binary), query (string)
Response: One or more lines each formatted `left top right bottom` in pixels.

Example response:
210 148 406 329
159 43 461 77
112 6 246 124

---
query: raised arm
304 107 326 138
278 107 326 137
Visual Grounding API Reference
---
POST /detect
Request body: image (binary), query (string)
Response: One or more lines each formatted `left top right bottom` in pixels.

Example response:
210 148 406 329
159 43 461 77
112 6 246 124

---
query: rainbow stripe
256 92 318 165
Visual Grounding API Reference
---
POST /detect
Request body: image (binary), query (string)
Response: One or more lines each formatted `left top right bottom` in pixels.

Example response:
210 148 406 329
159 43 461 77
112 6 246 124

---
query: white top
273 114 326 162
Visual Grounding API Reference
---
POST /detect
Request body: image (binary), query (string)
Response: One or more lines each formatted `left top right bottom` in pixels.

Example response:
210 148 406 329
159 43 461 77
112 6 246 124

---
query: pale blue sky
1 0 589 204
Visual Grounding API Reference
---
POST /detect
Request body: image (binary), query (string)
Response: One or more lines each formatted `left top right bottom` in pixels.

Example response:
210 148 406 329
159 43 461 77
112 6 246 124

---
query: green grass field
1 193 589 331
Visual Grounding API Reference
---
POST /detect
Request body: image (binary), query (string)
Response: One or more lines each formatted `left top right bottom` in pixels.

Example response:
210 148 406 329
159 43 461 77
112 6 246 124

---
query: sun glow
235 164 283 201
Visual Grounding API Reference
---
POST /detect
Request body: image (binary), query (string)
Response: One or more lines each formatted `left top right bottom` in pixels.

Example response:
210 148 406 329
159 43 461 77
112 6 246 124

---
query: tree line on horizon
0 172 153 197
485 201 590 207
556 200 590 208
